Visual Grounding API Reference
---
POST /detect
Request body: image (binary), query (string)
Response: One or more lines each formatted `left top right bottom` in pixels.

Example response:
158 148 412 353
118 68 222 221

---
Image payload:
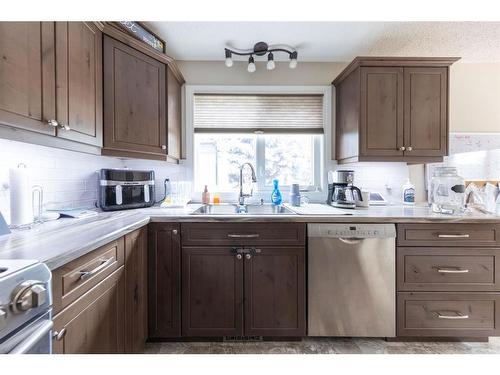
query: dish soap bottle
202 185 210 204
271 179 283 205
402 178 415 205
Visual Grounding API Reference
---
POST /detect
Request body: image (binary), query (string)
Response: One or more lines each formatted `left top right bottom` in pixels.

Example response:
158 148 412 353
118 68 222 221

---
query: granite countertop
0 204 498 270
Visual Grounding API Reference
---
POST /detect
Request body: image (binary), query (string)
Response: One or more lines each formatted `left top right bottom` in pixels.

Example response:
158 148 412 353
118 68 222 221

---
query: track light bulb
248 56 256 73
267 52 275 70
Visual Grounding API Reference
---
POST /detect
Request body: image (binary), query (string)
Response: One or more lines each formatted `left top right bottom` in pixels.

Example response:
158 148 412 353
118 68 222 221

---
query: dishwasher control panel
307 223 396 238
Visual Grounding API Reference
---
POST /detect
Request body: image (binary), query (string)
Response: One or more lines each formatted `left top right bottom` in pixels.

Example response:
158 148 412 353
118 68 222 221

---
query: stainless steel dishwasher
307 223 396 337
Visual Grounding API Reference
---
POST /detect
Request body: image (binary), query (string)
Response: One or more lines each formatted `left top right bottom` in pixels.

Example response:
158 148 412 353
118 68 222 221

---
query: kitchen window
193 93 324 192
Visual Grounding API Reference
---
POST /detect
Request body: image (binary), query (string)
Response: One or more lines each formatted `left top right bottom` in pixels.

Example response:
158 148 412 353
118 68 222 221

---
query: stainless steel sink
191 204 295 215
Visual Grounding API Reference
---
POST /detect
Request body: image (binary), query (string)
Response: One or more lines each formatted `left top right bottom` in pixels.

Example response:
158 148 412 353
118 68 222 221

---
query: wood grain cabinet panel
0 22 56 135
360 67 404 157
404 67 447 156
332 57 459 163
167 65 182 160
103 35 167 160
397 224 500 247
148 223 181 338
182 246 244 337
397 292 500 337
181 223 306 247
397 247 500 291
53 267 125 354
52 237 125 315
244 247 306 337
55 22 103 146
124 227 148 353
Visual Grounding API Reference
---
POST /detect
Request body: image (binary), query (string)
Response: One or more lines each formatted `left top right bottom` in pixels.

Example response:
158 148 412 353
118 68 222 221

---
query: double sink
191 203 295 215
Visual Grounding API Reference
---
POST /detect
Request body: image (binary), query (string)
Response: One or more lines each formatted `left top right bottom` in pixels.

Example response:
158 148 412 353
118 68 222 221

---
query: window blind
193 94 324 134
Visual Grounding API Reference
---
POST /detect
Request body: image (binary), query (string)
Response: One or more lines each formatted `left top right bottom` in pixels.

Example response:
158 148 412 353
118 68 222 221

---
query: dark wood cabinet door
360 67 404 157
404 67 448 157
52 268 125 354
55 22 102 146
103 35 167 160
148 223 181 338
244 247 306 337
167 65 182 160
0 22 55 135
124 227 148 353
182 246 244 337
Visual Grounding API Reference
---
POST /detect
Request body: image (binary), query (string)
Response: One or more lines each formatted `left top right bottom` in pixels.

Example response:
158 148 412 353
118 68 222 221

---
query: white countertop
0 203 498 270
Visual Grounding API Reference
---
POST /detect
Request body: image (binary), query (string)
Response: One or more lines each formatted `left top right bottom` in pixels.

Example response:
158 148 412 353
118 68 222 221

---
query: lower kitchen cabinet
182 247 244 337
124 227 148 353
148 223 181 338
244 247 306 337
181 245 306 337
52 267 125 354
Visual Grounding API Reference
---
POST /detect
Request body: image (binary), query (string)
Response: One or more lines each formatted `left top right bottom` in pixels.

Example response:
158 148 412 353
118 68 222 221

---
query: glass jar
430 167 466 214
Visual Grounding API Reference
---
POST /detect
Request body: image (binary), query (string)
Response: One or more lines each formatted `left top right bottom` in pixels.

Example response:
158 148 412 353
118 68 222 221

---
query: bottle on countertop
402 178 415 205
271 179 283 205
163 178 172 205
213 193 220 204
202 185 210 204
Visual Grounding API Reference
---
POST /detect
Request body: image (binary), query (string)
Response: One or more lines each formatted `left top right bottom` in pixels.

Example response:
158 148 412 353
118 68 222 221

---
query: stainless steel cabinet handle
245 254 252 260
437 234 470 238
161 145 167 150
227 234 260 238
47 119 59 127
53 327 67 341
59 123 71 131
437 312 469 319
236 254 242 260
437 267 470 274
407 146 413 151
78 258 114 281
172 229 178 235
399 146 406 151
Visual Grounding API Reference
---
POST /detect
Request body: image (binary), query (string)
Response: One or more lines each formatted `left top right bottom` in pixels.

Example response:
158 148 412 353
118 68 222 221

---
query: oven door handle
9 320 53 354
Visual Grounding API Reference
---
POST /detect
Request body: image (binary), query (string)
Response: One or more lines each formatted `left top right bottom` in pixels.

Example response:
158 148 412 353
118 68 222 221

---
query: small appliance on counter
326 169 363 209
99 169 155 211
0 260 53 354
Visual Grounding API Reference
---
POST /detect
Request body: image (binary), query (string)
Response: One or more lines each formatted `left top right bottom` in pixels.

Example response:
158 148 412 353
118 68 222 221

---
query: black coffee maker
326 170 363 209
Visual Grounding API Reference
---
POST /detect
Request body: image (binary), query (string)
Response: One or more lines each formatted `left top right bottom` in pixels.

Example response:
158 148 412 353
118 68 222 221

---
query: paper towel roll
9 165 33 226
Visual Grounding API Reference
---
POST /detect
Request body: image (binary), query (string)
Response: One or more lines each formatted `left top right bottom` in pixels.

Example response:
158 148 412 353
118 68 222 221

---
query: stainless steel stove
0 259 53 354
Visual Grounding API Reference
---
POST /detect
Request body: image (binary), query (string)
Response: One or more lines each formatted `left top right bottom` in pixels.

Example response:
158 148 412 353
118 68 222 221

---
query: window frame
184 85 332 201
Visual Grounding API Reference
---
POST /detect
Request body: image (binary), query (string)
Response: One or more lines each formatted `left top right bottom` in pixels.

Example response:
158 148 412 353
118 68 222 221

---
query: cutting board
285 203 353 215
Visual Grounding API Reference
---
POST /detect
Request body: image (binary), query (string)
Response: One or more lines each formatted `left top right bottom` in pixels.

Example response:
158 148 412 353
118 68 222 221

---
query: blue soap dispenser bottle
271 179 283 205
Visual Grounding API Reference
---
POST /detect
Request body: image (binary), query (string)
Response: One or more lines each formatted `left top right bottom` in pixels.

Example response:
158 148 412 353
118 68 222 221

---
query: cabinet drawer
397 292 500 337
181 223 306 247
52 237 125 314
397 247 500 291
397 224 500 247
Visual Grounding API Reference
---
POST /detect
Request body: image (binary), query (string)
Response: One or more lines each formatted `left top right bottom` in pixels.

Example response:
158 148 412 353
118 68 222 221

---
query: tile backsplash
0 139 189 224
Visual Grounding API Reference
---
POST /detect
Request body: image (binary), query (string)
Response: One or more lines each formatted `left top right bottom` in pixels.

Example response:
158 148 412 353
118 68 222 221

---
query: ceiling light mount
224 41 298 73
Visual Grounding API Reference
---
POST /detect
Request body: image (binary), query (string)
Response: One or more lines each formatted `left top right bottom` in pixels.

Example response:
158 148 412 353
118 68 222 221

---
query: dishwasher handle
337 237 365 245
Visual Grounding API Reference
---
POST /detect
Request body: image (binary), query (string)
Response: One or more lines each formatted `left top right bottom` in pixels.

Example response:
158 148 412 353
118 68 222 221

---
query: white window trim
184 85 332 203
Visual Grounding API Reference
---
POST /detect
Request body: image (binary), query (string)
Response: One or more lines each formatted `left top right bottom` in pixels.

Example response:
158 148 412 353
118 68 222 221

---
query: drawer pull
53 327 67 341
227 233 260 238
437 234 470 238
437 267 470 274
437 312 469 320
78 258 114 281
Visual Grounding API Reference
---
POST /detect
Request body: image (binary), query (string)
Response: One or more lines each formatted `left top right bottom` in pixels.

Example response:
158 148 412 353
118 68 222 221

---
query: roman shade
193 94 324 134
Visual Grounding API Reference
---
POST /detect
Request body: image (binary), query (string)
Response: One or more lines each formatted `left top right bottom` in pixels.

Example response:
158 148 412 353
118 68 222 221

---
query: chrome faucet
238 162 257 207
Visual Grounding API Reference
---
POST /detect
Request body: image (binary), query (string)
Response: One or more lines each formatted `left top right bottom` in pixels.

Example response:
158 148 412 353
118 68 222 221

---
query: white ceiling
146 22 500 62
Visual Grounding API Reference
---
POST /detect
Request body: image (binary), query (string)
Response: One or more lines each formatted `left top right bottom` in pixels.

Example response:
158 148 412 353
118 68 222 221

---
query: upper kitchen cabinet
333 57 460 163
55 22 103 146
0 22 103 152
102 35 167 160
102 28 185 162
0 22 56 136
